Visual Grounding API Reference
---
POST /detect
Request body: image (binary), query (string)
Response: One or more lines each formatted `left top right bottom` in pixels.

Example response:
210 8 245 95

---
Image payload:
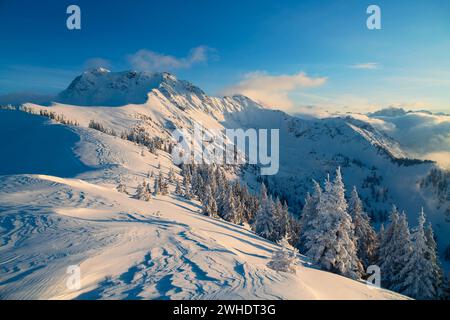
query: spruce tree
298 180 321 251
305 168 362 280
348 186 378 269
202 185 219 218
215 169 228 216
145 180 152 198
280 201 293 244
379 208 413 290
153 175 160 195
168 168 175 183
175 178 183 196
443 273 450 300
222 185 237 223
424 218 443 298
273 197 284 241
253 183 277 241
182 173 192 199
397 209 435 299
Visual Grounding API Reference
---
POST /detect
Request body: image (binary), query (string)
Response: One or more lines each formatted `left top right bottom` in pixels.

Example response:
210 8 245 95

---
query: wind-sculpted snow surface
0 174 403 300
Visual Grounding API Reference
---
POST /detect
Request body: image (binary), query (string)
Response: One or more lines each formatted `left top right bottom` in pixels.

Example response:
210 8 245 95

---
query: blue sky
0 0 449 113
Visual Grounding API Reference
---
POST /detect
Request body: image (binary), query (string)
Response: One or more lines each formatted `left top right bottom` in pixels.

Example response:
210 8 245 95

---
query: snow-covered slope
0 110 404 300
0 110 89 177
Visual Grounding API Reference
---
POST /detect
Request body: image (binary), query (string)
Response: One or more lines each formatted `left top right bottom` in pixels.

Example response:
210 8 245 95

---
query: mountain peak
56 70 193 106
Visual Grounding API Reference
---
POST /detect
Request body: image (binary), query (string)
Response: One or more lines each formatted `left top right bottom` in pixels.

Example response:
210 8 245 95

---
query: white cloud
424 152 450 170
350 62 380 70
359 110 450 169
127 46 216 72
291 92 382 117
220 71 327 110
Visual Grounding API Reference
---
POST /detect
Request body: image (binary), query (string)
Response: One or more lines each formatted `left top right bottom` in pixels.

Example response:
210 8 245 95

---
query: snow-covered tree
193 175 205 201
378 223 385 244
202 185 219 218
116 181 128 194
305 168 363 280
183 173 193 199
379 207 412 290
145 179 152 195
348 186 378 268
167 168 175 183
272 197 290 242
174 178 183 196
286 212 300 247
267 235 300 273
298 180 321 251
424 218 443 298
159 172 169 195
443 274 450 300
135 180 151 201
239 183 256 223
397 209 435 299
222 185 239 224
231 183 245 225
279 201 292 243
216 182 228 218
161 181 169 195
153 174 161 196
253 184 277 241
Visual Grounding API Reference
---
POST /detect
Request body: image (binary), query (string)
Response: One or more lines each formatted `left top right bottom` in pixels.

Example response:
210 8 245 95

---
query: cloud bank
221 71 327 110
127 46 216 72
354 108 450 169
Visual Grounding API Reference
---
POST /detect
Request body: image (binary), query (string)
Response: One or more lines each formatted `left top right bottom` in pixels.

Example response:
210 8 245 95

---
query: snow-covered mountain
57 68 174 106
1 69 447 299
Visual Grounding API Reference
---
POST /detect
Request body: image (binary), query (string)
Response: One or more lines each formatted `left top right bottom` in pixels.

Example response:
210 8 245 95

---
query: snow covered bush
267 235 300 273
116 182 128 194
